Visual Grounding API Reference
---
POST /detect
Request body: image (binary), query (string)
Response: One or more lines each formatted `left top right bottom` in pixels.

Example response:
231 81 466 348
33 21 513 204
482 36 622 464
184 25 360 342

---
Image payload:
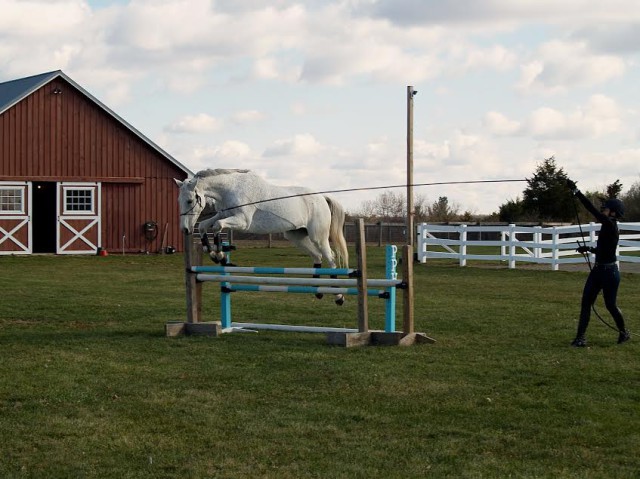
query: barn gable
0 70 193 255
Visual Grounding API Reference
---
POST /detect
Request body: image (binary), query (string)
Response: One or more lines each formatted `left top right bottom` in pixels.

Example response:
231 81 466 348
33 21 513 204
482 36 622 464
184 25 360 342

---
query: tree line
351 157 640 223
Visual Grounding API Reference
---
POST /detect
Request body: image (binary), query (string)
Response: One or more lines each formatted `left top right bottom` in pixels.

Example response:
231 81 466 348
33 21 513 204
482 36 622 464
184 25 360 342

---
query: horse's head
174 177 205 234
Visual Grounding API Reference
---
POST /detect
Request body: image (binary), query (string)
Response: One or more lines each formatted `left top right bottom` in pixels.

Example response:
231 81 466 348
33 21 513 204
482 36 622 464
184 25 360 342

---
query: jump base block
325 330 436 347
165 321 223 337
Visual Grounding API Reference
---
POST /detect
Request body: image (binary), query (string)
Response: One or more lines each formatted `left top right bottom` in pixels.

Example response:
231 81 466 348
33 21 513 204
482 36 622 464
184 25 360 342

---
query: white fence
417 222 640 271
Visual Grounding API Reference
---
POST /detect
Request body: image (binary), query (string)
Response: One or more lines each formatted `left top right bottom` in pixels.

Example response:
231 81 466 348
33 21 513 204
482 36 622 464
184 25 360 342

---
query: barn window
0 187 24 214
64 188 94 214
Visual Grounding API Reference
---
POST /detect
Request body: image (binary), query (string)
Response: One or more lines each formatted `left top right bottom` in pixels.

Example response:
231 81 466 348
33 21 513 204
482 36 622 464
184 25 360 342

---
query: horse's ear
173 178 184 188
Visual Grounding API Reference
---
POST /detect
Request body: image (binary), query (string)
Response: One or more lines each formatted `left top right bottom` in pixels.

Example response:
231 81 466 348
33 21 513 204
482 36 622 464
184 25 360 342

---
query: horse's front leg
200 214 249 264
197 216 226 264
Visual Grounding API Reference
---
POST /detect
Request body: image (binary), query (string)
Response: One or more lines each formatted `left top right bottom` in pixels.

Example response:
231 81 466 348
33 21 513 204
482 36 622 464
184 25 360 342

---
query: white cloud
524 95 624 140
414 139 450 163
165 114 222 134
0 0 89 36
449 43 518 74
252 56 302 82
263 133 323 157
230 110 266 124
527 107 584 139
108 0 221 52
290 102 307 116
484 111 522 136
517 40 626 94
363 0 640 28
209 140 252 159
189 140 254 171
572 23 640 54
484 95 626 140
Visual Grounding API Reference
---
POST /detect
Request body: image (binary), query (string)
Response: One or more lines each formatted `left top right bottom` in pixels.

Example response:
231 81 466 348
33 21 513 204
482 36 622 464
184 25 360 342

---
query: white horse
175 169 349 303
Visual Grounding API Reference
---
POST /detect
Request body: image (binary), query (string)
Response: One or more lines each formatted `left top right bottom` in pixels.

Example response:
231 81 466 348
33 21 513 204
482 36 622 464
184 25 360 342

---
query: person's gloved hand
577 245 590 254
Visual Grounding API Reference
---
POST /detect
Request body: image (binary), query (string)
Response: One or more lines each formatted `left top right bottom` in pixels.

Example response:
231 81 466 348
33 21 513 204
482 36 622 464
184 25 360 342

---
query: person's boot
617 330 631 344
571 336 587 347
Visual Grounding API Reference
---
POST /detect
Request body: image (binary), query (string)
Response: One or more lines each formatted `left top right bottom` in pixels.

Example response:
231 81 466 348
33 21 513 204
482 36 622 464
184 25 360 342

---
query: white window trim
0 185 26 215
62 186 95 216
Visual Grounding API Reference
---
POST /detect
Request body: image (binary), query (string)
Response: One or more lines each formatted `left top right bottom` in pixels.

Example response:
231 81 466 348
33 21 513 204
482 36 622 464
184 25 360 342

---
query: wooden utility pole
406 86 417 248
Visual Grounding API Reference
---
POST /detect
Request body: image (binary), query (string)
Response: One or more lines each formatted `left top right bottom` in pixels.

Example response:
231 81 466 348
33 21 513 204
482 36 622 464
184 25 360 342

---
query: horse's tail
325 196 349 268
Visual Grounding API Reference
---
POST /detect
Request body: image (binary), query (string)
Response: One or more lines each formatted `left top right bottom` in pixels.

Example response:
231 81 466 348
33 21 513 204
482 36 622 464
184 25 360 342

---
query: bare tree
352 191 429 222
376 191 406 218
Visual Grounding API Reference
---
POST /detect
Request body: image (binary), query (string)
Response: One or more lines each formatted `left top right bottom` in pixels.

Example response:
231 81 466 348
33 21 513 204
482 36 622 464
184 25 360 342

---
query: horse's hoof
335 295 345 306
209 252 221 263
315 293 324 300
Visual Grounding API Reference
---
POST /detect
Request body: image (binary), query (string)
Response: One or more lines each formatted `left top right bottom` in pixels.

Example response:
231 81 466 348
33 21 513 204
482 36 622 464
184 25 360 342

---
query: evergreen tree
427 196 459 222
521 157 574 222
606 179 623 199
498 198 525 223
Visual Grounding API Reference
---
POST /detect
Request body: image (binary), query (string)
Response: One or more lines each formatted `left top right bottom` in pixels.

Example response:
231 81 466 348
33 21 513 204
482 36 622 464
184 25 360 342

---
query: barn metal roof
0 70 193 176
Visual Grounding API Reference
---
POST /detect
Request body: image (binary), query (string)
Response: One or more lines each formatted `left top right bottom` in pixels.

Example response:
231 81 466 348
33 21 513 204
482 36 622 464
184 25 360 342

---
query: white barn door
0 181 31 254
57 182 102 254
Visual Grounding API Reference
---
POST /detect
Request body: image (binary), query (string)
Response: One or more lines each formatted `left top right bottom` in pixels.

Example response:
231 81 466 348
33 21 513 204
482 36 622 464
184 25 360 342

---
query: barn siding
0 76 188 253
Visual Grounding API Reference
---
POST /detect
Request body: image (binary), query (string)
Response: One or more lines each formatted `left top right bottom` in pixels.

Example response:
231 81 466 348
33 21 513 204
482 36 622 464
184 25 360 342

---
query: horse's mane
195 168 251 179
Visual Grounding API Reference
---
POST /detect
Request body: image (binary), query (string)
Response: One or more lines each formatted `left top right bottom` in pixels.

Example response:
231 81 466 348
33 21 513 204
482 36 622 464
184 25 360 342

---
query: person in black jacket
567 179 630 347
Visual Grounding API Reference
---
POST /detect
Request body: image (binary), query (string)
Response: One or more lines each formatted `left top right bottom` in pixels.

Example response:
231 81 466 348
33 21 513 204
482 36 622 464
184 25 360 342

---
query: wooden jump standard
165 219 435 347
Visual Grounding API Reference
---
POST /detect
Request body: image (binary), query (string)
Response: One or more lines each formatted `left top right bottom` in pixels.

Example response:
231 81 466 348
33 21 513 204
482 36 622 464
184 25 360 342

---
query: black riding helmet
602 198 625 218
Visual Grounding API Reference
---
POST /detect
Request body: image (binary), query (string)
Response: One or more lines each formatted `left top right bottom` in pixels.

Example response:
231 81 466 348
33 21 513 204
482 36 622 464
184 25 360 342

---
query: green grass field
1 247 639 478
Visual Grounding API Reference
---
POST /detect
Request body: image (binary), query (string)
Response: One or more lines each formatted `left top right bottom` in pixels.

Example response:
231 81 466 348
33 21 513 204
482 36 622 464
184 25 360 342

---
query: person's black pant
577 264 626 337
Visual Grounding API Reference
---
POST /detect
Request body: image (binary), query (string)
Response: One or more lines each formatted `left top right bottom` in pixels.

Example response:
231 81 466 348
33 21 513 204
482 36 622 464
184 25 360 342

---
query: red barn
0 70 192 255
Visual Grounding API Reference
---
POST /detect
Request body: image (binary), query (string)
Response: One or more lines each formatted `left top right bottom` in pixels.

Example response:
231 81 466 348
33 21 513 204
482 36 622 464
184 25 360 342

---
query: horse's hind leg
284 230 329 300
286 230 345 306
306 229 346 306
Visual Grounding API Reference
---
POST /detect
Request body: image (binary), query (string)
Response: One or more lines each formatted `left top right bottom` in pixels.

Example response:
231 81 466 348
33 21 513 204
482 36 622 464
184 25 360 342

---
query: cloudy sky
2 0 640 214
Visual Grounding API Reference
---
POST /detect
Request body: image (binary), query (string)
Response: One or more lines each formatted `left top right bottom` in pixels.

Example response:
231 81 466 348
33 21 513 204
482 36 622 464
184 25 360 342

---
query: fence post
589 222 597 264
416 223 425 263
185 233 202 324
459 224 467 267
355 219 369 333
534 226 542 259
508 224 516 269
402 244 414 334
551 226 559 271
